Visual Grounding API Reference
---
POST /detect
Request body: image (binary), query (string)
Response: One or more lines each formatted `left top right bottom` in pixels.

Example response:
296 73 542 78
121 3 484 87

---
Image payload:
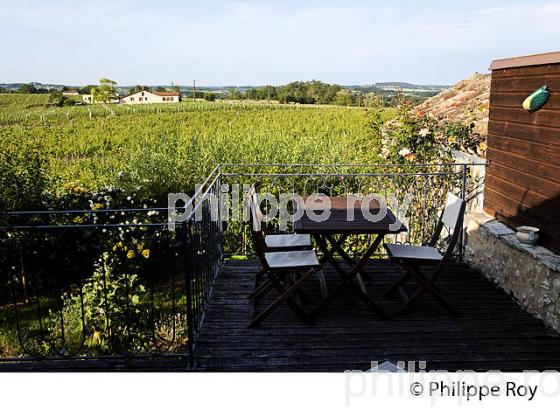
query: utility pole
193 80 196 103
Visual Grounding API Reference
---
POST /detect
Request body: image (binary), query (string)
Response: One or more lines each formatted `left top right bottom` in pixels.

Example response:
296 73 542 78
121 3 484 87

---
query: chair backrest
245 185 269 267
245 184 265 230
428 192 467 259
247 184 256 197
441 193 465 231
251 192 265 226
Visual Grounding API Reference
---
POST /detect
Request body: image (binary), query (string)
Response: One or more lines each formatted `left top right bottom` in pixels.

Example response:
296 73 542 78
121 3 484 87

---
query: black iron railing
0 165 223 367
218 163 485 258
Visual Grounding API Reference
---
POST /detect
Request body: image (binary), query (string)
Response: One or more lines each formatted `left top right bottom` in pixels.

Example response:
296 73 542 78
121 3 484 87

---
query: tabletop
293 196 407 235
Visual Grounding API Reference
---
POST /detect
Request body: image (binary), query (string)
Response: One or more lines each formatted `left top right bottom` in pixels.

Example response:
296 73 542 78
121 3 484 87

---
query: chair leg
356 273 368 294
395 265 459 316
385 271 410 296
289 272 303 306
249 268 316 328
248 278 273 300
272 269 316 324
251 267 265 287
410 275 459 316
316 268 328 299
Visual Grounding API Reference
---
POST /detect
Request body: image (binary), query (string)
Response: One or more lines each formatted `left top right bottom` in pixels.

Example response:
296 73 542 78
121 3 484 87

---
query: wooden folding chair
245 187 323 327
384 192 467 316
246 185 326 303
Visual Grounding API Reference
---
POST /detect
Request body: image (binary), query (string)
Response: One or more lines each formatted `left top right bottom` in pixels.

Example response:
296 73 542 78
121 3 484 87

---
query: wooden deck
194 259 560 372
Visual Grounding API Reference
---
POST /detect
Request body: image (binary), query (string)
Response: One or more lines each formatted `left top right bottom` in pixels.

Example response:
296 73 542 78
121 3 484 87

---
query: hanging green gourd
522 86 550 112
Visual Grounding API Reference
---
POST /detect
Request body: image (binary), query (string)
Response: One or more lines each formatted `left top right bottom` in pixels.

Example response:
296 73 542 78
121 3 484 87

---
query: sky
1 0 560 86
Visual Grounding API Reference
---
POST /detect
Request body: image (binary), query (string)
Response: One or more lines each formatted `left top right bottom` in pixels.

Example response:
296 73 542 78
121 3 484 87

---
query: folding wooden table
294 197 407 319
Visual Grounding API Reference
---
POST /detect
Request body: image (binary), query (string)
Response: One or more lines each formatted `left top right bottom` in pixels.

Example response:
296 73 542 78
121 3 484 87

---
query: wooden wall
485 63 560 253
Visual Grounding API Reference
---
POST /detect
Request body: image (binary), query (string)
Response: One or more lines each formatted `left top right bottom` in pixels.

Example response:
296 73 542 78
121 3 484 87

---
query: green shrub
62 252 149 352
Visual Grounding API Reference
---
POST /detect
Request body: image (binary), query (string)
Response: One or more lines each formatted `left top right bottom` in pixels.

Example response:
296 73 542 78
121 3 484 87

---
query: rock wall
465 212 560 332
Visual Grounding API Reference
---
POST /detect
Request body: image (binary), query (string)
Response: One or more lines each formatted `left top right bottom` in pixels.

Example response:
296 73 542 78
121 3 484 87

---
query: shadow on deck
195 259 560 372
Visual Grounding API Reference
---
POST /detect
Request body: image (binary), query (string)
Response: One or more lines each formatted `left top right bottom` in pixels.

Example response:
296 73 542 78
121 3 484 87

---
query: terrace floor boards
194 259 560 372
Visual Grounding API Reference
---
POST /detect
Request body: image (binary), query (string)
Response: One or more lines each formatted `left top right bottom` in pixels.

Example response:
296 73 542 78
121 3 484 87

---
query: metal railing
218 163 486 258
0 166 222 367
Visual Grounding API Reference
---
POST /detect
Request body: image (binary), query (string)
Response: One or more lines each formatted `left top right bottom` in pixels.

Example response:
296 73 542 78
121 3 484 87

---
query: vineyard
0 94 394 210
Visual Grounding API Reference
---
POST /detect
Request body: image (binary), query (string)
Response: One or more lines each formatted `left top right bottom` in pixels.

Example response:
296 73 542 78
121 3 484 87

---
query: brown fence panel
485 57 560 253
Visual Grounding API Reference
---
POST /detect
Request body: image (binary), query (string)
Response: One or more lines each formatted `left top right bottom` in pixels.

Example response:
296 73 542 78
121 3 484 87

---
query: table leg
325 234 353 265
319 234 366 289
310 234 389 320
318 234 349 265
325 234 371 283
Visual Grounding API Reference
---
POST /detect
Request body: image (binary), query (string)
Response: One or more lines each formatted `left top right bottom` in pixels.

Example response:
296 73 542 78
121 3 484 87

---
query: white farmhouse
81 94 119 104
119 90 180 104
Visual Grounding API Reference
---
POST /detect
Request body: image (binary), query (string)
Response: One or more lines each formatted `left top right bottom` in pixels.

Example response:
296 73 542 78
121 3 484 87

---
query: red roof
154 91 180 96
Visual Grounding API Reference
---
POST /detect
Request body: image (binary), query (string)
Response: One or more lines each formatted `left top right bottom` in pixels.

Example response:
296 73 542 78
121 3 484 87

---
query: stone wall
465 212 560 332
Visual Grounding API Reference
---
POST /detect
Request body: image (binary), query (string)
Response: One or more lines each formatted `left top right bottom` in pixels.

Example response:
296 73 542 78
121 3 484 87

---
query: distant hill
344 82 448 92
374 82 449 91
415 73 490 138
0 82 67 90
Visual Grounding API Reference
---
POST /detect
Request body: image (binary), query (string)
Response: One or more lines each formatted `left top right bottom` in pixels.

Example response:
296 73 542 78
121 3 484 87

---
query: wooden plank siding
485 58 560 253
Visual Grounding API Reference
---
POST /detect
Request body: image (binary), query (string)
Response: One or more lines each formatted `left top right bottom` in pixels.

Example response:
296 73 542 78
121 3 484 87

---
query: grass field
0 94 394 208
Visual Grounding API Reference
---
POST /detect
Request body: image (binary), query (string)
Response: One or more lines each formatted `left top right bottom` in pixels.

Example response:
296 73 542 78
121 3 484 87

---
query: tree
203 92 216 102
78 84 95 94
322 84 342 104
18 83 38 94
47 90 76 107
79 85 95 94
275 81 343 104
277 81 313 104
227 89 244 100
129 85 150 94
245 88 259 100
334 90 354 106
92 78 117 103
259 85 277 100
169 82 180 92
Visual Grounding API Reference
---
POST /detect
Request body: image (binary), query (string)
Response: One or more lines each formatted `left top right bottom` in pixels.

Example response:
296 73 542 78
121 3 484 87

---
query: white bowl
516 226 539 247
